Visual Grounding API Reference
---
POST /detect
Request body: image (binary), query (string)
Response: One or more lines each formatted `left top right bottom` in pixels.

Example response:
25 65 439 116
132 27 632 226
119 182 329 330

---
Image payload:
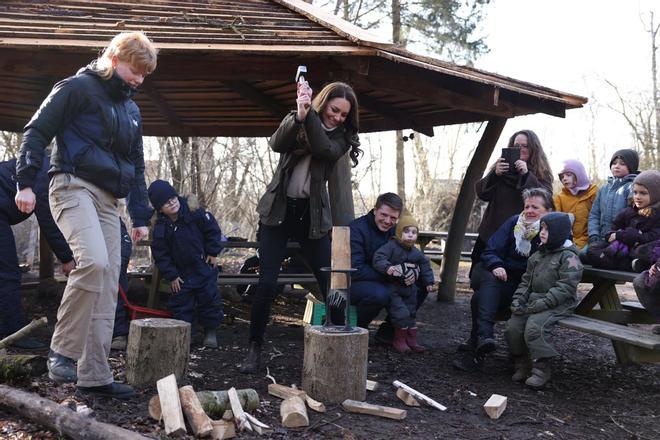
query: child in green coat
504 212 584 389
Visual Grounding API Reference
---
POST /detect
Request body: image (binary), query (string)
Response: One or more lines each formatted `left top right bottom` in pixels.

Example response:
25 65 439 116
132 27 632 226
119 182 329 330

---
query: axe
295 65 310 110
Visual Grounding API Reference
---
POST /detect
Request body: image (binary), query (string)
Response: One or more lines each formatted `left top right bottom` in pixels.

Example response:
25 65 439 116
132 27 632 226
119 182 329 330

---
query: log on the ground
126 318 190 387
149 389 259 420
0 355 47 383
211 420 236 439
280 396 309 428
0 384 149 440
0 317 48 349
365 380 379 391
483 394 507 420
179 385 213 437
392 380 447 411
267 384 306 400
396 388 420 407
302 326 369 404
341 399 407 420
227 387 251 432
156 374 187 436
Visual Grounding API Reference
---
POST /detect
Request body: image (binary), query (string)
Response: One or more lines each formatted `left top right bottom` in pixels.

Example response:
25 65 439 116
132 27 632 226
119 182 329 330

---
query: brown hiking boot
511 355 532 382
392 328 411 353
525 360 552 389
405 327 426 353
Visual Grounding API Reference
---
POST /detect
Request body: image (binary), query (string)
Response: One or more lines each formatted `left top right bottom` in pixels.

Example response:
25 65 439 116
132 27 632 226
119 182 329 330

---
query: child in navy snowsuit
148 180 223 348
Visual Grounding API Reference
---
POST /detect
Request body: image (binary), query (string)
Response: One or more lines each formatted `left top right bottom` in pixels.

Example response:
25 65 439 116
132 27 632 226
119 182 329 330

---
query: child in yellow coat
553 159 598 249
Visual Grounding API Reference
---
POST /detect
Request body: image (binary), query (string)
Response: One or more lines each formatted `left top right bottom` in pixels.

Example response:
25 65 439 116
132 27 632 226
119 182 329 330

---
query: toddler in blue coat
148 180 223 348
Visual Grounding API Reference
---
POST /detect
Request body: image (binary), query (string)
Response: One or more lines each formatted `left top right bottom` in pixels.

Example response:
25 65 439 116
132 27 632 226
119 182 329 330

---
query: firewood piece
227 387 251 432
126 318 191 387
396 388 420 407
280 396 309 427
244 413 272 435
210 420 235 439
365 380 379 391
0 384 149 439
149 389 259 420
392 380 447 411
222 410 233 421
0 355 47 382
268 383 306 400
304 395 326 413
483 394 507 420
156 374 187 436
341 399 407 420
0 317 48 349
179 385 213 437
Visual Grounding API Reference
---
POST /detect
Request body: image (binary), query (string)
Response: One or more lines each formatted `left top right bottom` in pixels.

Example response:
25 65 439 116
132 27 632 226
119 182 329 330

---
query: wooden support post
438 118 507 302
179 385 214 438
38 230 53 281
156 374 187 436
302 226 369 404
126 318 190 387
328 152 355 226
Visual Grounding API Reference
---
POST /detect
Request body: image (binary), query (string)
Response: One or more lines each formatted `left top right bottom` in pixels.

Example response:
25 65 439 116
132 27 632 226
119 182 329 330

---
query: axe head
295 65 307 83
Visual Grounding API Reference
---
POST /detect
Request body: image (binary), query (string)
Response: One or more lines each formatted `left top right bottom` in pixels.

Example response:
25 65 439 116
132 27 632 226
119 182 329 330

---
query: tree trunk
395 131 406 204
125 318 191 387
301 326 369 404
650 12 659 168
438 118 507 302
0 384 149 440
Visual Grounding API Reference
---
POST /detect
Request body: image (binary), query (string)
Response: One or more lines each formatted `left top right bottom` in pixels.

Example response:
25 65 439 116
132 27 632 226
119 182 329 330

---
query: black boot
240 341 261 374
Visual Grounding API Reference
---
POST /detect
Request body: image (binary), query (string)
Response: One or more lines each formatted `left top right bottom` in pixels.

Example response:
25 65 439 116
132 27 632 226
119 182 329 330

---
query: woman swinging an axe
240 69 362 373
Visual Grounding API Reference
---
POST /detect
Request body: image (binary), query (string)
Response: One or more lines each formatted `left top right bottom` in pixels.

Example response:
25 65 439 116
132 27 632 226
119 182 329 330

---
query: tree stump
302 325 369 403
126 318 190 387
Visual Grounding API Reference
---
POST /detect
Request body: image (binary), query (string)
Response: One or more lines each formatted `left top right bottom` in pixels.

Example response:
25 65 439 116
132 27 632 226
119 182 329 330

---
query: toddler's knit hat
558 159 591 195
633 170 660 208
540 212 573 251
609 149 639 175
395 211 419 249
148 180 178 211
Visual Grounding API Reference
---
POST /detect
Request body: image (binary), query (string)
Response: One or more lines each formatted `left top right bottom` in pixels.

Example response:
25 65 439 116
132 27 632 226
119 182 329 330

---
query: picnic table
558 265 660 365
417 231 477 263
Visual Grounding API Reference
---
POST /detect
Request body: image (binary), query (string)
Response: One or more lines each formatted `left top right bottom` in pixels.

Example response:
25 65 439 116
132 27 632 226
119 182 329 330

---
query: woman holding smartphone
470 130 553 278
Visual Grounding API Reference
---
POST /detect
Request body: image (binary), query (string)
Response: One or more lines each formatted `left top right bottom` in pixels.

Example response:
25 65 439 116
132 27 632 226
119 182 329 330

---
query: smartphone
501 148 521 175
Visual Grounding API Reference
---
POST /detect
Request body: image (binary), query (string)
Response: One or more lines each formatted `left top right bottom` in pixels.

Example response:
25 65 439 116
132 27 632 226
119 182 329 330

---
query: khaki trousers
49 174 120 387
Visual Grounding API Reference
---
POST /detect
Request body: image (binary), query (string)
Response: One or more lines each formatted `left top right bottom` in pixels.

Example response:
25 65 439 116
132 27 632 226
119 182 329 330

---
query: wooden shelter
0 0 587 300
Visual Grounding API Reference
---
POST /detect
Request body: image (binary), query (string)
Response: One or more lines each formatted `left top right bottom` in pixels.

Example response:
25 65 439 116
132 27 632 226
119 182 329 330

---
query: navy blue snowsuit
112 218 132 338
151 198 223 329
0 157 73 337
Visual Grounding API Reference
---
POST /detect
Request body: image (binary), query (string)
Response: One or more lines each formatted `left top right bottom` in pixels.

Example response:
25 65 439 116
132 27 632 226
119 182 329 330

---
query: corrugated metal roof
0 0 587 137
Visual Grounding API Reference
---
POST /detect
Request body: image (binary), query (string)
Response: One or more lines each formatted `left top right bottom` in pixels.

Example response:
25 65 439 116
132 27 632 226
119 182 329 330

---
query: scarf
513 212 540 256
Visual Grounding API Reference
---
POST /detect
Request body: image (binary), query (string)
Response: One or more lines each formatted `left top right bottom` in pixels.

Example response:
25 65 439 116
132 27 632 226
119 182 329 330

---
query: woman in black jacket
15 32 157 398
241 81 361 373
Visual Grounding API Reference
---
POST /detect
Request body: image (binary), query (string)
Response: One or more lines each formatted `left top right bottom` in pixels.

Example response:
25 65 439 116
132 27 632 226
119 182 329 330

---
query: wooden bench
418 231 477 264
557 265 660 364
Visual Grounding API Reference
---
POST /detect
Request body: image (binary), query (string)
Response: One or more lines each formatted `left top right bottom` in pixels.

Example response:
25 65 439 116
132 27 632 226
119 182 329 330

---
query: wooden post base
126 318 191 387
302 325 369 404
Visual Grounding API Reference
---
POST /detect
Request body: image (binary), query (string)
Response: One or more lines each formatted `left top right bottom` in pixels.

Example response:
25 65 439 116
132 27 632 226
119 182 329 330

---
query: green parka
256 110 357 239
512 244 584 311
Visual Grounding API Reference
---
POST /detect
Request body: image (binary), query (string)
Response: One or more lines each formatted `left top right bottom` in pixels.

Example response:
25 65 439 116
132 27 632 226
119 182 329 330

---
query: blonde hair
96 32 158 80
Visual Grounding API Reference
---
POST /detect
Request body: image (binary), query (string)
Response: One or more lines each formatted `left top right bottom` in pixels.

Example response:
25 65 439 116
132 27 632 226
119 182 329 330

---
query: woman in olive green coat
241 81 361 373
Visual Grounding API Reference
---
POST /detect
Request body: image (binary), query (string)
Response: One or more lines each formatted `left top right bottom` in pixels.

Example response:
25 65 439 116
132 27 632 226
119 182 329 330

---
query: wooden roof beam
140 79 184 130
359 93 434 137
222 80 288 119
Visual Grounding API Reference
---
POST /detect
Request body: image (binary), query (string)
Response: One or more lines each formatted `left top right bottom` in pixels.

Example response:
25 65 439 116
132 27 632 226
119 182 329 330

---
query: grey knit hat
633 170 660 207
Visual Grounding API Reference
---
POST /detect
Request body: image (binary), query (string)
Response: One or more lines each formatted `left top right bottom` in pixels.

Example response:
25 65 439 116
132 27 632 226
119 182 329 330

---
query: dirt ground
1 262 659 440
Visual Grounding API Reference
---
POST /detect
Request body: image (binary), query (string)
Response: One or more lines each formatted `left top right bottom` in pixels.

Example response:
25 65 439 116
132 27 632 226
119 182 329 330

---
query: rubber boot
240 341 262 373
511 355 533 382
203 328 218 348
525 360 552 389
405 327 426 353
392 328 411 353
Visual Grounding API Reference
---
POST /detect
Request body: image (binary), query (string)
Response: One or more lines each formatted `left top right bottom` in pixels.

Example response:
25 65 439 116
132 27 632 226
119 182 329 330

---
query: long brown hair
312 82 362 166
508 130 553 186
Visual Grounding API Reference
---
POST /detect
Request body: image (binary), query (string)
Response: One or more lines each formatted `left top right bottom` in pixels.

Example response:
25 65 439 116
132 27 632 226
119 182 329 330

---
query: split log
392 380 447 411
396 388 420 407
341 399 407 420
280 396 309 428
267 383 306 400
156 374 187 436
0 355 47 383
179 385 213 437
365 380 379 391
227 387 251 432
243 413 272 435
0 317 48 349
304 395 326 413
149 389 259 420
126 318 190 387
210 420 235 439
483 394 507 420
0 384 149 439
302 326 369 404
